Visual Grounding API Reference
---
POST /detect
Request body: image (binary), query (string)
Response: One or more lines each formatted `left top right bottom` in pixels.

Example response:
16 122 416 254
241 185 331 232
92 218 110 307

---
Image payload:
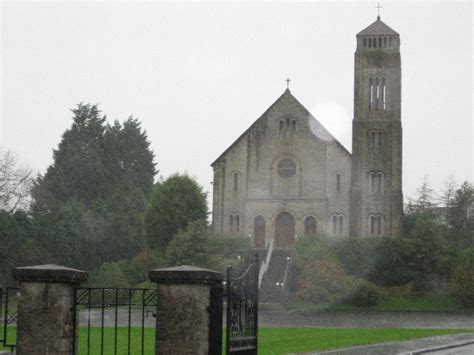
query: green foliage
0 210 50 285
128 250 165 286
144 174 208 249
29 103 156 269
164 221 215 268
89 261 131 288
298 257 352 304
446 182 474 251
346 280 380 307
293 234 336 270
207 234 251 272
450 247 474 307
334 237 380 279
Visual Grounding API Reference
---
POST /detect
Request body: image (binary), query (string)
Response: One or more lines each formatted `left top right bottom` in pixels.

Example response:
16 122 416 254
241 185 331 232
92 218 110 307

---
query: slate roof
211 89 351 167
357 18 399 36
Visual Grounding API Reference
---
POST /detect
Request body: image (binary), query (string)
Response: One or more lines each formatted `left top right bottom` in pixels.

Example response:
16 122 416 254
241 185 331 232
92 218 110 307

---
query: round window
277 159 296 178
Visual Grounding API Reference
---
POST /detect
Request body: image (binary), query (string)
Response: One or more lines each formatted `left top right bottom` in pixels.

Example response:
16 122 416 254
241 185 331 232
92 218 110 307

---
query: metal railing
73 287 157 355
0 287 18 352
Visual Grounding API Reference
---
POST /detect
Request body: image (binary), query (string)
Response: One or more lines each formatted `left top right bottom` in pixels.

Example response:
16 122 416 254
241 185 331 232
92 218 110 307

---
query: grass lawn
292 293 473 312
1 327 473 354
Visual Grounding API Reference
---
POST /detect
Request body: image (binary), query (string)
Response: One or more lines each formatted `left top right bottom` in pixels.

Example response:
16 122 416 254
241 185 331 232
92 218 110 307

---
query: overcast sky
1 1 472 207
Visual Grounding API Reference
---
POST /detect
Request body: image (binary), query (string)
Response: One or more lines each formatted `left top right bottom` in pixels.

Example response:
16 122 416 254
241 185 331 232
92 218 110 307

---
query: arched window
369 215 384 235
233 173 238 192
369 77 374 110
389 37 392 47
235 215 240 233
279 120 284 137
291 120 296 134
378 37 382 47
383 37 387 47
331 214 344 236
368 37 372 48
369 130 384 151
375 77 380 109
336 173 341 192
254 216 266 249
382 77 386 110
363 38 367 47
369 172 384 192
304 216 317 236
229 215 234 233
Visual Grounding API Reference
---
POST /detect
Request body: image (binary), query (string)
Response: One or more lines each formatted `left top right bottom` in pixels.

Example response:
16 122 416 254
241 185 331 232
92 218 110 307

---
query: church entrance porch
275 212 295 248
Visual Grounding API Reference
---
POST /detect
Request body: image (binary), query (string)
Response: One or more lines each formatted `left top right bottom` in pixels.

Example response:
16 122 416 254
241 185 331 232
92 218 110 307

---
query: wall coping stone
13 264 88 284
149 265 223 285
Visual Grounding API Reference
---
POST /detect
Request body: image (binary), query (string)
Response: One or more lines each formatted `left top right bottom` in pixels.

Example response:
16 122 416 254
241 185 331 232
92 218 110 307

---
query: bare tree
440 175 458 208
0 148 33 213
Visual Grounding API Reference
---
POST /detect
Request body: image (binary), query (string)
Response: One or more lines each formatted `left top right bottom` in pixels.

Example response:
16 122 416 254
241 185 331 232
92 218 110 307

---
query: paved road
307 333 474 354
79 308 474 330
259 309 474 329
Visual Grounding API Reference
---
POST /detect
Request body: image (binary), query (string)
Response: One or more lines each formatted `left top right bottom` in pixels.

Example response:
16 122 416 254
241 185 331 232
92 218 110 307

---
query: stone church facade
211 17 403 249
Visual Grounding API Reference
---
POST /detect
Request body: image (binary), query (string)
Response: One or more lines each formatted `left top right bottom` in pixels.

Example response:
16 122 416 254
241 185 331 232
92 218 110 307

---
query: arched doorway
254 216 266 249
275 212 295 248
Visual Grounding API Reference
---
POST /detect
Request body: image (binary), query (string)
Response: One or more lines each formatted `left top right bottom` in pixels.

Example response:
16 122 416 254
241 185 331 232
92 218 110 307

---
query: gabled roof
357 17 399 36
211 89 350 167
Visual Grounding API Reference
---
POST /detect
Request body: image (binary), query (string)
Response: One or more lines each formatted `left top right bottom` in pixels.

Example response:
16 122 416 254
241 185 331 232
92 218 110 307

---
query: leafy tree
335 238 380 279
408 216 451 290
30 103 156 267
0 210 50 285
32 104 107 213
446 181 474 251
368 237 418 286
89 261 131 288
450 247 474 307
144 174 208 249
165 221 215 268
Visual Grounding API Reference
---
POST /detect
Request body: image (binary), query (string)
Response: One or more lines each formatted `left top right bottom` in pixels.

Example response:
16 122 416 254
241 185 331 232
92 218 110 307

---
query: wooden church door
275 212 295 248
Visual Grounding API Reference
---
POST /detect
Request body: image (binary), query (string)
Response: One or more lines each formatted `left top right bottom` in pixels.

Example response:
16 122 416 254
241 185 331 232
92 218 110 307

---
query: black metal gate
225 254 259 355
0 287 18 352
72 287 157 355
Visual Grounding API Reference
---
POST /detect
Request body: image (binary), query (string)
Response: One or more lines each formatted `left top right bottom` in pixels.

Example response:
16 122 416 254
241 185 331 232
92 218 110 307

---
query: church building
211 16 404 249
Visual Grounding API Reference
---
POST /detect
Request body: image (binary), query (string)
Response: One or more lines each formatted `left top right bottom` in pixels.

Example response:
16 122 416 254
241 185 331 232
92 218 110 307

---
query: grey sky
1 1 472 207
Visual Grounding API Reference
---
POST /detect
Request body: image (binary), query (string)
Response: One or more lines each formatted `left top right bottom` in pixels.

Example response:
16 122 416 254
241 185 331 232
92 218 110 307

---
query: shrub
346 280 380 307
450 247 474 307
208 234 251 272
334 237 381 279
293 234 337 270
368 237 418 286
298 257 352 304
165 221 216 268
89 260 131 288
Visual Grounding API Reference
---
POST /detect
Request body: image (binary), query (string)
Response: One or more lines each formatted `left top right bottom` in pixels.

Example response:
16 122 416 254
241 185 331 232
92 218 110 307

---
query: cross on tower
286 78 291 89
376 3 382 20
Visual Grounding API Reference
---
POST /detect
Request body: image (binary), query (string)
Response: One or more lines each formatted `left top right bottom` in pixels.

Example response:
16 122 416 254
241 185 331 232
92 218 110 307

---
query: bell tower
349 16 403 237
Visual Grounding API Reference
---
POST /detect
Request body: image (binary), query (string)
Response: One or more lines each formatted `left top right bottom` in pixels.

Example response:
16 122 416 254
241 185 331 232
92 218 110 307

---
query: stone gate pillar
149 265 223 355
12 264 88 355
